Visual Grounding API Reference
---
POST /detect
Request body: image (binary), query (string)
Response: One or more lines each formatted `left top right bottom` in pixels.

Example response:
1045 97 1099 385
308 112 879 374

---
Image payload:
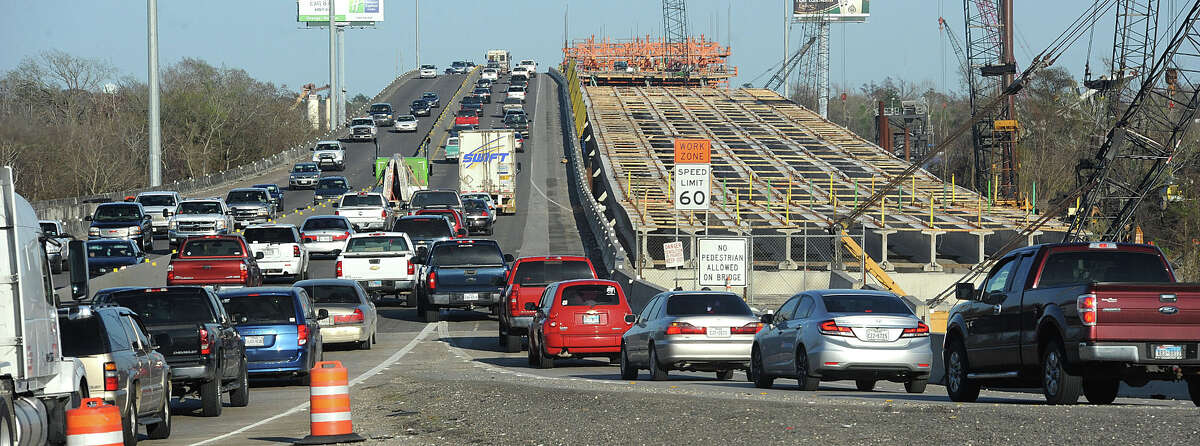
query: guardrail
34 70 419 235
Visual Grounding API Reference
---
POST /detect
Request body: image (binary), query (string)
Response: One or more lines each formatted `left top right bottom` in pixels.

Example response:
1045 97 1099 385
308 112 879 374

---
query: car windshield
137 194 176 207
243 227 296 244
293 164 318 173
318 178 348 189
665 294 753 316
560 284 621 307
346 236 410 253
300 285 361 304
410 191 459 208
351 119 373 126
391 219 451 238
505 98 522 105
455 110 475 117
1038 250 1172 287
452 62 465 67
462 96 481 104
340 194 384 207
222 294 297 325
447 137 459 145
421 65 435 69
398 115 415 122
227 191 267 203
432 243 504 267
462 194 490 202
505 114 527 124
464 200 487 212
94 205 142 222
508 86 524 92
180 239 244 257
104 289 217 324
179 201 221 214
412 100 427 107
40 222 59 236
514 260 594 286
302 218 348 231
370 104 390 113
87 241 135 258
423 93 437 98
821 294 912 314
252 185 278 193
521 60 534 65
316 143 340 151
59 317 108 356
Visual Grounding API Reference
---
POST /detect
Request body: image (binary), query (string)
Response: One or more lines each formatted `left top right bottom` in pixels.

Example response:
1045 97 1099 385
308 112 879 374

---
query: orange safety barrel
296 361 365 445
66 398 123 446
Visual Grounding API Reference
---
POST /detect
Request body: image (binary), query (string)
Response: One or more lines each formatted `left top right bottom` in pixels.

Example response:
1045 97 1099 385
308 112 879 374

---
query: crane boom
764 36 818 92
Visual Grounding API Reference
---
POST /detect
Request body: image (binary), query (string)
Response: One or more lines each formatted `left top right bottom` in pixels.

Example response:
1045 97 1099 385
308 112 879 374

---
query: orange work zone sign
674 139 711 164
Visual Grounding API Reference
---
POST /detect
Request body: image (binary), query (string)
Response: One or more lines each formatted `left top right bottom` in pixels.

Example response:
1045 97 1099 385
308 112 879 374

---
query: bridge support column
971 230 994 266
875 229 897 272
778 229 802 270
1026 230 1044 247
921 230 946 272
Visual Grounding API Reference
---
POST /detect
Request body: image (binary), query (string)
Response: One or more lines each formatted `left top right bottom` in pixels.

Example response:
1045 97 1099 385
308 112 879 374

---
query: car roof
229 187 268 192
251 184 277 188
552 279 619 288
399 215 444 221
317 140 340 144
371 102 390 106
423 91 438 96
218 286 299 297
137 191 178 196
294 278 360 287
801 289 900 298
244 223 296 229
304 215 350 221
517 255 590 263
319 176 348 181
97 201 142 208
348 231 409 239
180 198 222 203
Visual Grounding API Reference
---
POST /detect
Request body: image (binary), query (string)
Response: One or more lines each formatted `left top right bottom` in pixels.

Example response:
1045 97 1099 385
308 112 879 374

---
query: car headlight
168 220 178 230
89 227 99 236
257 208 269 216
130 226 141 235
215 219 227 229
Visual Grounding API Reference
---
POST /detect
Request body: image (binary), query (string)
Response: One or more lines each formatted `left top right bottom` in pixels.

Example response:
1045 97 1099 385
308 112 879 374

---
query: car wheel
945 337 981 402
417 293 439 322
146 382 171 440
1082 376 1120 405
359 337 372 350
121 395 137 445
750 345 773 389
619 343 638 380
199 379 222 417
229 361 249 407
716 369 734 381
855 379 876 391
0 394 14 446
648 344 668 381
501 329 521 353
1042 338 1082 405
1187 377 1200 407
905 378 928 394
794 348 819 391
536 341 555 369
526 336 539 367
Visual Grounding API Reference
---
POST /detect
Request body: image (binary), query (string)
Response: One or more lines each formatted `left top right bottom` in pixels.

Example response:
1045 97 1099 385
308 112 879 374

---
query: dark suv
87 202 154 251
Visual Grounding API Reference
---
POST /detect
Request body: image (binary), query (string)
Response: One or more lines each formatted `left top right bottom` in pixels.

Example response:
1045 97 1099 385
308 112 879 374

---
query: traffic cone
66 398 123 446
296 361 365 444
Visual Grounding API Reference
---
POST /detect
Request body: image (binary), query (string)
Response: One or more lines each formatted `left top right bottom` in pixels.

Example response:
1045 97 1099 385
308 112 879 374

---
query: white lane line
188 323 436 446
438 322 625 385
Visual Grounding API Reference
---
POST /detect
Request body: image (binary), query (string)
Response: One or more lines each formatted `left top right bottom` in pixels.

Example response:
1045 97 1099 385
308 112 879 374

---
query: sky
5 0 1179 99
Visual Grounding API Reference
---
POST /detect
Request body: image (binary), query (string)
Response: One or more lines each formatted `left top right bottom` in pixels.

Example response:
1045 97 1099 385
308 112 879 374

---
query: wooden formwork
585 86 1068 236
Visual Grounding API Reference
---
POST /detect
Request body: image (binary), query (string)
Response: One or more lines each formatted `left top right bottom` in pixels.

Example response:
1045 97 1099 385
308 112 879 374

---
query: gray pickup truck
226 188 276 229
136 191 182 236
168 199 234 249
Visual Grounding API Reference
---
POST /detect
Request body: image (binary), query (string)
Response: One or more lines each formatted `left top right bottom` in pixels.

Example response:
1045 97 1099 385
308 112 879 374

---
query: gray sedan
749 289 932 393
296 279 378 350
620 291 762 381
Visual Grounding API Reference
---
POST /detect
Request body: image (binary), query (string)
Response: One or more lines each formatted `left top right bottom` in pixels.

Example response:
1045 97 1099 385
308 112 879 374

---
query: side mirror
254 252 265 260
162 209 170 218
503 254 515 263
68 240 89 300
954 282 978 301
226 211 235 216
309 147 315 151
760 313 774 324
84 216 93 221
153 333 172 349
416 246 429 260
524 302 538 311
624 314 636 324
317 309 330 320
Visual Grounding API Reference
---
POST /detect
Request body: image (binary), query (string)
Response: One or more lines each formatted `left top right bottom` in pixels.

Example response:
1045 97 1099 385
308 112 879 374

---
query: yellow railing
565 61 588 136
840 235 906 296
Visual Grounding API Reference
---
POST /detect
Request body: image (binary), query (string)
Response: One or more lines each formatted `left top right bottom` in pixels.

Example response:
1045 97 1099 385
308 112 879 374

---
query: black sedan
410 99 432 117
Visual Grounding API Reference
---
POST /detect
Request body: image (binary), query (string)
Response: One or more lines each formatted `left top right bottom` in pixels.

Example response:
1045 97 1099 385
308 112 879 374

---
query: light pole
328 0 337 131
415 0 420 70
147 0 162 186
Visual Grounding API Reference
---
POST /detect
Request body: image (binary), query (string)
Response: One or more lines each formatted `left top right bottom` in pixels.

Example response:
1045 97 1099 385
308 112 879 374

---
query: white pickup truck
336 232 416 304
335 192 394 231
243 224 309 280
312 140 346 171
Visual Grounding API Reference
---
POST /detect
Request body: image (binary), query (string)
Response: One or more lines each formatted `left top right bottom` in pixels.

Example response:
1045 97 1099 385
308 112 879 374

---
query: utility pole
328 1 337 132
817 20 829 118
415 0 420 70
338 26 346 123
147 0 162 186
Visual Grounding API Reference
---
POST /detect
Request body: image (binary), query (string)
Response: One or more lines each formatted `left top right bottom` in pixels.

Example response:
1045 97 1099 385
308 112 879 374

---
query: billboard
793 0 869 23
298 0 384 23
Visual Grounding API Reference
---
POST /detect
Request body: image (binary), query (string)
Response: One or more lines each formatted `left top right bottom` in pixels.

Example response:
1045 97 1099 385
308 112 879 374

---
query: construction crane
290 83 330 110
939 17 969 80
964 0 1021 202
763 36 818 92
1065 2 1200 242
661 0 690 73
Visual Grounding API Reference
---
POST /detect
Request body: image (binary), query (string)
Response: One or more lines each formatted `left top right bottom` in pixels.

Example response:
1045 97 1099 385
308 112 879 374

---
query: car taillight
293 245 301 257
731 322 764 334
336 260 343 277
104 362 118 391
407 258 415 275
428 271 437 290
381 209 388 218
818 320 853 337
240 262 248 282
297 324 309 346
901 322 931 338
334 308 365 324
509 285 520 313
166 263 175 281
482 210 490 217
199 328 211 355
665 322 706 335
1078 293 1097 326
333 231 350 241
334 210 340 216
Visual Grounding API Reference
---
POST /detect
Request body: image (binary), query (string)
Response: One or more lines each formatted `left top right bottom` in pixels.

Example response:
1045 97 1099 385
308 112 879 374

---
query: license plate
264 248 277 256
318 235 332 242
707 326 731 338
864 328 889 342
582 314 601 325
1154 344 1184 360
463 293 479 301
244 336 265 347
369 280 382 287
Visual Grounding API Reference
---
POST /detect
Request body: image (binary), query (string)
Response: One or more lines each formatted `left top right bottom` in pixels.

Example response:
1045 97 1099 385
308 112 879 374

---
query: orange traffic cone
66 398 123 446
296 361 365 444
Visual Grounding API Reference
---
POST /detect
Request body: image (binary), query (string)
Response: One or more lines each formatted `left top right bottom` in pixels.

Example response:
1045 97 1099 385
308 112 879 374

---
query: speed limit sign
674 164 711 210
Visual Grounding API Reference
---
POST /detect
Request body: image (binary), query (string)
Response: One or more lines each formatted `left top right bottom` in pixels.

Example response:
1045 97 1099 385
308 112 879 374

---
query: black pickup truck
93 286 250 416
945 242 1200 406
413 239 514 322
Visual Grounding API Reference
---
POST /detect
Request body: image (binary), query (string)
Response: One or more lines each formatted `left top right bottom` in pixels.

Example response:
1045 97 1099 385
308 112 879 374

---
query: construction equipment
290 83 330 110
662 0 690 74
763 37 817 92
840 235 906 295
964 0 1020 201
939 17 969 80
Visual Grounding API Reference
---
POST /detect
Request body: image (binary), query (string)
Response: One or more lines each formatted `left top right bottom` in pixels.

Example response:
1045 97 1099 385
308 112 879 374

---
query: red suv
526 279 633 369
415 208 466 238
499 256 597 352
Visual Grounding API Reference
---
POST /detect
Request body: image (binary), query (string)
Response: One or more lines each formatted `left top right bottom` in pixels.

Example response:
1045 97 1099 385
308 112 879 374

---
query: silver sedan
296 279 379 350
394 114 418 132
620 291 762 381
749 289 932 393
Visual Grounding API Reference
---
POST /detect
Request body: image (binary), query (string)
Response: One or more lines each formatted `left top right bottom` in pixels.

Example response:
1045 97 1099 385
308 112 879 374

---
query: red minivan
499 256 597 352
526 279 634 369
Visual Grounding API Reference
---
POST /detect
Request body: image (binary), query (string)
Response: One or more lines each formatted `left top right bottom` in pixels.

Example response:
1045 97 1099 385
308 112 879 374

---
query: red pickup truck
167 235 264 289
945 242 1200 406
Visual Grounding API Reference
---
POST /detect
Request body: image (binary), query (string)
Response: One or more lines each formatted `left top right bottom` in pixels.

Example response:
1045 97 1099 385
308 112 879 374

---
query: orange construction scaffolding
562 34 736 86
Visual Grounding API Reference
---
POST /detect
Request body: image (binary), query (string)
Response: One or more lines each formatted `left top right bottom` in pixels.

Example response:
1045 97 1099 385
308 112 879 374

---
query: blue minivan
219 287 325 384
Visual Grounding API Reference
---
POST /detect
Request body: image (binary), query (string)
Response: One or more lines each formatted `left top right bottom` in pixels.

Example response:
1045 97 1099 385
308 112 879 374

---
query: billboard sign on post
698 238 748 287
298 0 385 23
793 0 869 23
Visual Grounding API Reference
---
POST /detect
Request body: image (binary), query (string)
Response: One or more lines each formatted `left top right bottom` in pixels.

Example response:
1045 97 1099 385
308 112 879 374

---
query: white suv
518 60 537 77
243 224 309 280
506 85 527 102
481 68 499 81
419 64 437 78
312 140 346 171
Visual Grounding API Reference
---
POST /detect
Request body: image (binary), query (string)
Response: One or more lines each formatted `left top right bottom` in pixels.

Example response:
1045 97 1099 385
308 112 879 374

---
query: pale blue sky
5 1 1178 98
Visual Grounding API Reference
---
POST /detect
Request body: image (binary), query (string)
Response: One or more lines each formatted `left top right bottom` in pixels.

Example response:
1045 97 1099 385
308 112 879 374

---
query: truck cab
412 238 514 322
87 201 154 252
311 140 346 171
135 191 182 236
39 219 74 274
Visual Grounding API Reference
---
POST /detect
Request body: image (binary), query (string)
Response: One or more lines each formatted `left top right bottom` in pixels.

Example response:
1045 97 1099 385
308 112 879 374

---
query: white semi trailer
457 130 518 215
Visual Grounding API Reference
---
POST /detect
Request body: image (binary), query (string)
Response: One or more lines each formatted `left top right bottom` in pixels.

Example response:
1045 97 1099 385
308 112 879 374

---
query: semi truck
1 166 87 445
457 130 518 215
